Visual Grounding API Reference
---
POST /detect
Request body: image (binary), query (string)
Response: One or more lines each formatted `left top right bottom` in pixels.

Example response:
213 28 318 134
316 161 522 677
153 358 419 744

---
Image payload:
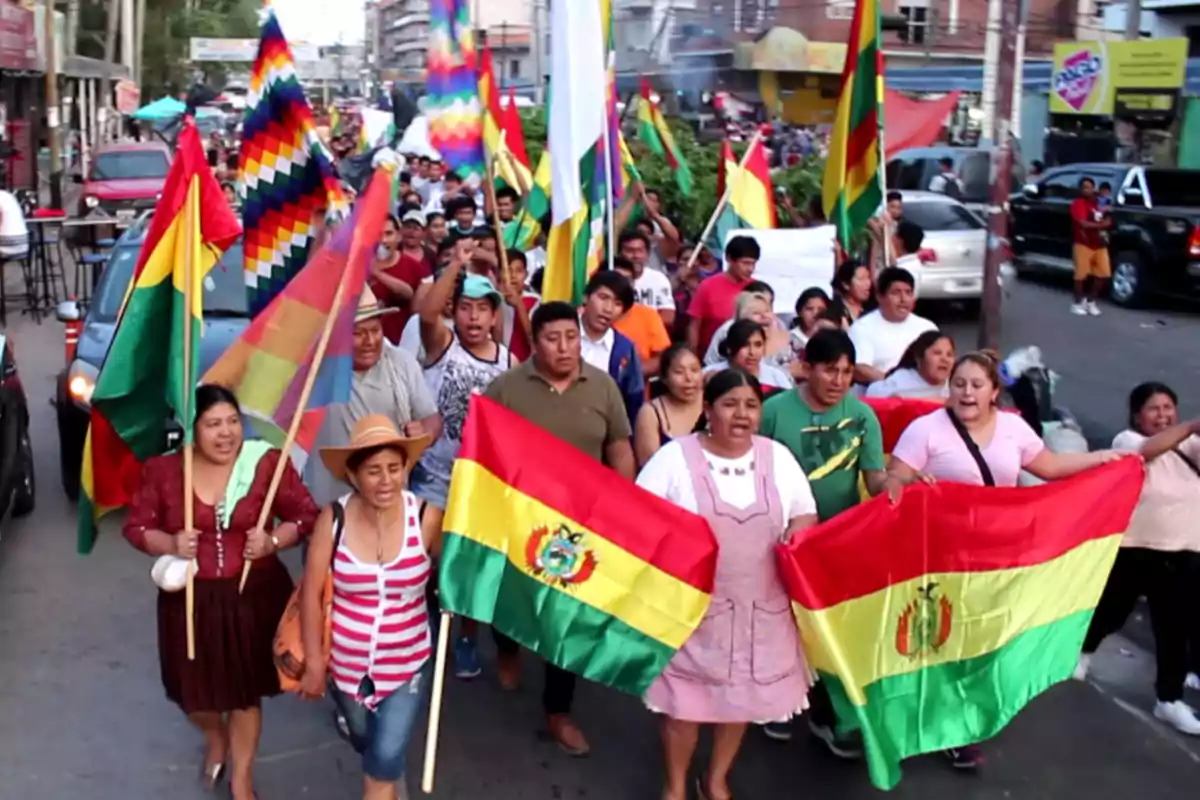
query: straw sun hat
355 286 401 325
320 414 432 483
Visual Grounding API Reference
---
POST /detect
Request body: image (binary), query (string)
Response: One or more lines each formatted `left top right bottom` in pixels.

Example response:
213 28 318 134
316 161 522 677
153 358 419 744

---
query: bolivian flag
77 119 241 554
864 397 944 451
822 0 884 250
709 137 775 253
637 78 693 195
441 396 718 695
777 458 1144 789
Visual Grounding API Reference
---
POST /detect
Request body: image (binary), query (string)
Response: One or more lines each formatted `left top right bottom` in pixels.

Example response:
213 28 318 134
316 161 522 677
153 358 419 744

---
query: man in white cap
305 286 442 507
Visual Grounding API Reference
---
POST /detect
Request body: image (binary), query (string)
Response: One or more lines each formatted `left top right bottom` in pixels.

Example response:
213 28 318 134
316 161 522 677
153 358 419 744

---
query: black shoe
762 721 793 741
945 744 983 770
807 718 863 760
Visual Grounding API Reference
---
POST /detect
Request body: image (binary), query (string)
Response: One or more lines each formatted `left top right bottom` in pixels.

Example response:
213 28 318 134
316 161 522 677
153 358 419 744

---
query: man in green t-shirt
759 328 887 757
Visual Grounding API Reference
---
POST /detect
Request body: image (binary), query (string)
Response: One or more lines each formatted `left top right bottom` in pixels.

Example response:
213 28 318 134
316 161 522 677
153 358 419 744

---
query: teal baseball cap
461 274 502 306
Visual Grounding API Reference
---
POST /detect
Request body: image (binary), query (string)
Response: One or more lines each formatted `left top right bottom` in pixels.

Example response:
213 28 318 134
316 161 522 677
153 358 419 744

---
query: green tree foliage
517 110 825 240
139 0 262 98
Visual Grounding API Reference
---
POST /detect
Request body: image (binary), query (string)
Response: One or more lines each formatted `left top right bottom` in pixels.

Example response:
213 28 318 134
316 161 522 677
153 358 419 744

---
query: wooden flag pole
182 183 197 662
421 610 454 794
238 267 350 594
683 128 764 274
482 152 512 289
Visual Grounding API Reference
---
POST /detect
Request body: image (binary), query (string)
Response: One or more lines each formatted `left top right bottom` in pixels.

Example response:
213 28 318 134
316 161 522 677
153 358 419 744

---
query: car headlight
84 195 99 209
67 359 99 406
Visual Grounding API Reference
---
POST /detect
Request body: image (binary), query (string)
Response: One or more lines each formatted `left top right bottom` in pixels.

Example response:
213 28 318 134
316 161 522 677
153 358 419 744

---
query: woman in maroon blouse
123 385 318 799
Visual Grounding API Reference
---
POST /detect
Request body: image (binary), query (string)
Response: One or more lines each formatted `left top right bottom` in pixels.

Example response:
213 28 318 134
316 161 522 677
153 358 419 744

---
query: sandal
199 761 226 792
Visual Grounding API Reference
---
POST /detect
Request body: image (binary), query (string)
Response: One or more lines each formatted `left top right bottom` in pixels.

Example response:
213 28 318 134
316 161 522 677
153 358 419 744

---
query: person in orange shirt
613 257 672 381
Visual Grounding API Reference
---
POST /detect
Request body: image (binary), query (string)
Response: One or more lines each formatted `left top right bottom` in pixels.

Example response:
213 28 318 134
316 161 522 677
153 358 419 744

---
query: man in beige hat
304 287 442 508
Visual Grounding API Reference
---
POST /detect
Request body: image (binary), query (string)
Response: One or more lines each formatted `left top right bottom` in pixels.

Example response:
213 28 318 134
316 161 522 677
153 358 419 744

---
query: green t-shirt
760 389 885 521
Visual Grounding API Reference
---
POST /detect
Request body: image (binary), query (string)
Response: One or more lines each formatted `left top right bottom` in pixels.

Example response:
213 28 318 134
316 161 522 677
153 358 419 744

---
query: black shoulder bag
945 408 996 487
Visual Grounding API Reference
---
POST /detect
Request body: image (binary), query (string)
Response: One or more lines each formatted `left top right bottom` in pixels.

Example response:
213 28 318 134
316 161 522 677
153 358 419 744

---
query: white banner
189 37 320 63
723 227 838 316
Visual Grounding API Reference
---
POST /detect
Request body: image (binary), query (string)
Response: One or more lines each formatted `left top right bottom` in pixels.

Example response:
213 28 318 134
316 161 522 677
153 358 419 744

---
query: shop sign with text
1051 38 1187 116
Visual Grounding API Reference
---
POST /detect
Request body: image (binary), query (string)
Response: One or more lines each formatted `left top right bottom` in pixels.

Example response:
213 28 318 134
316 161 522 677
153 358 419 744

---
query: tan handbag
274 503 345 694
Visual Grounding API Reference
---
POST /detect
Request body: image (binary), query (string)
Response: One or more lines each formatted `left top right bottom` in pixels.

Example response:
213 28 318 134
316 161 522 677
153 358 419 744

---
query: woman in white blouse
703 319 794 397
866 330 955 400
637 368 818 800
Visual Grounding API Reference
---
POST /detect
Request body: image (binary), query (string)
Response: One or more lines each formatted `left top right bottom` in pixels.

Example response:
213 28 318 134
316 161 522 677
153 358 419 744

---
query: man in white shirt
618 229 675 329
928 157 964 199
848 265 937 386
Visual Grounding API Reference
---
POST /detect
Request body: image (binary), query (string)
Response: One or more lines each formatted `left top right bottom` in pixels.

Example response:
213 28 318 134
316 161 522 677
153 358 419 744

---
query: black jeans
492 630 577 715
1082 547 1200 703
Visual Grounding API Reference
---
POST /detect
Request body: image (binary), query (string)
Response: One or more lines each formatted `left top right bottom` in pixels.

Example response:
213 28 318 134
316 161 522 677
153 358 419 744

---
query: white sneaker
1086 300 1102 316
1186 673 1200 691
1071 301 1088 316
1153 700 1200 736
1073 654 1091 681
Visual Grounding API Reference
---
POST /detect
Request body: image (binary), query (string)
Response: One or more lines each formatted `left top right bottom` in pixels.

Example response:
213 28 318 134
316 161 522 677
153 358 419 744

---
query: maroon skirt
157 557 294 714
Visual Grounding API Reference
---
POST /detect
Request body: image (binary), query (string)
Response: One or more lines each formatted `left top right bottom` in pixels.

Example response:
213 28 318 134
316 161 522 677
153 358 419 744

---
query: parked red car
75 141 172 224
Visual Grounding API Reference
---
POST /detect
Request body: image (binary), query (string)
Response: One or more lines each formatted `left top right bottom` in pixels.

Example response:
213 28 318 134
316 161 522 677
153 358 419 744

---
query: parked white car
897 190 1007 309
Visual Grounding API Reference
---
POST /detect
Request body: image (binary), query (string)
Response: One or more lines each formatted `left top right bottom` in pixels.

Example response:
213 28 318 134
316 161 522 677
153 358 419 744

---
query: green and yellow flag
777 458 1144 789
78 118 241 553
822 0 883 249
441 396 718 695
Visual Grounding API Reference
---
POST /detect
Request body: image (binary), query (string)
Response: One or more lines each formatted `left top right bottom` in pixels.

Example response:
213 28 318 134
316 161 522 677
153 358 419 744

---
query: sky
272 0 366 46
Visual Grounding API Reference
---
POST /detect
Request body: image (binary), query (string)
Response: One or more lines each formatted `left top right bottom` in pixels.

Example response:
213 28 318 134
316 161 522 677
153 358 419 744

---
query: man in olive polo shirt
484 300 636 757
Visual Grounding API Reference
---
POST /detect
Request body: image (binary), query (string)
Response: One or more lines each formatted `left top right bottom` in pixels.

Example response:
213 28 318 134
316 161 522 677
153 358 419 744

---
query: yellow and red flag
778 458 1143 790
78 119 241 553
478 44 532 191
637 78 693 195
822 0 884 249
441 396 718 695
709 136 775 251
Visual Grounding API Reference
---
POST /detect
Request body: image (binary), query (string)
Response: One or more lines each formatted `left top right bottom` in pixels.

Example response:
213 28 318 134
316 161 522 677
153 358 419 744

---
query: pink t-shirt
691 272 750 355
892 409 1045 487
1111 430 1200 552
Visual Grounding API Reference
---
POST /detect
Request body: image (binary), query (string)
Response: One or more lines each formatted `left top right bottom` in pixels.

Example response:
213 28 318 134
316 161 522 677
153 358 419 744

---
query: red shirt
691 272 751 354
1070 197 1105 250
368 249 433 343
123 450 319 580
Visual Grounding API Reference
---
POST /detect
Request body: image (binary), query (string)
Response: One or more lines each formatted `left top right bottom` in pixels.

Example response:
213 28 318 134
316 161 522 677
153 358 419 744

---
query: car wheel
12 423 35 517
56 388 83 502
1109 251 1145 308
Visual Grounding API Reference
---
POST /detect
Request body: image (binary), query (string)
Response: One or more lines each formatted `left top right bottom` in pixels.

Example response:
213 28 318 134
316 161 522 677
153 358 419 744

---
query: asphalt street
0 276 1198 799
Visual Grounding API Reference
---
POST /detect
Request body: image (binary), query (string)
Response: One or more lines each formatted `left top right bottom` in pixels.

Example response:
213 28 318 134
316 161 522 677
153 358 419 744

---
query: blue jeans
330 664 431 782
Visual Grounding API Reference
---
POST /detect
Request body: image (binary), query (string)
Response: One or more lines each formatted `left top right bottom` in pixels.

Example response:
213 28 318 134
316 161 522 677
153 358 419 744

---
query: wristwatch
270 534 281 551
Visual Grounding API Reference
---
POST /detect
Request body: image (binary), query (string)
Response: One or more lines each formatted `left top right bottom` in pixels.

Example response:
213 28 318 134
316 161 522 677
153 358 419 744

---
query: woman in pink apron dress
637 368 820 800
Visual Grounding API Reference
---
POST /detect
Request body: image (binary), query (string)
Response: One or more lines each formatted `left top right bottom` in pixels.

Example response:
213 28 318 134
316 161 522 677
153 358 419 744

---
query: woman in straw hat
122 385 319 799
299 414 439 800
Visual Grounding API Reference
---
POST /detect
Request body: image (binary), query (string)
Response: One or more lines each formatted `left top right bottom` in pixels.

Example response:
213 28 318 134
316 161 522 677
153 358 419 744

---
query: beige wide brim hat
320 414 432 483
355 285 401 325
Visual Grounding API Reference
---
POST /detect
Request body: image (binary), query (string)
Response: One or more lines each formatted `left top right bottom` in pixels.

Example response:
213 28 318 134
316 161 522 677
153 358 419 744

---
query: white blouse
636 438 817 521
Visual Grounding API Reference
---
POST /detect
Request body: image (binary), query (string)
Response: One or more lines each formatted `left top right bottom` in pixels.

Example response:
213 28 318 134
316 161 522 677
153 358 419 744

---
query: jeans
492 629 576 715
330 664 431 782
1083 548 1200 703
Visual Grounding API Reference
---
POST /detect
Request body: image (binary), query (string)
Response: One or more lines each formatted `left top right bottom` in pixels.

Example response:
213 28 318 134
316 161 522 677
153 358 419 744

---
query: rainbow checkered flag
240 7 347 317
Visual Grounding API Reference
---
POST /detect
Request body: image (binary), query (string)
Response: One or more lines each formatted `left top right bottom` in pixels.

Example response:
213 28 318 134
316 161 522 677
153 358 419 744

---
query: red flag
501 86 531 169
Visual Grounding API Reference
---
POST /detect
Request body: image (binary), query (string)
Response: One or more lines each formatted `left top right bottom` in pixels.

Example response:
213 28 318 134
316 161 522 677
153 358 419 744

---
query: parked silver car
897 190 1004 309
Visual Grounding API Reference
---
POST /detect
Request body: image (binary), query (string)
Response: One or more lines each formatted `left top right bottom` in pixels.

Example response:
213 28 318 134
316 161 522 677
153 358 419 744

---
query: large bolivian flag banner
777 458 1144 790
441 396 718 695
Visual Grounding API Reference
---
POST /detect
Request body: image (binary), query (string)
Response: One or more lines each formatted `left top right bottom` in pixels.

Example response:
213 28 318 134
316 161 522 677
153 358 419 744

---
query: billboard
189 37 321 63
1051 38 1187 116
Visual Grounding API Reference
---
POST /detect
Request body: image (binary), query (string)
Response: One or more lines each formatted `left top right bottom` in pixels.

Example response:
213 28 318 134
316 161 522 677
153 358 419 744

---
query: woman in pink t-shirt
883 352 1125 769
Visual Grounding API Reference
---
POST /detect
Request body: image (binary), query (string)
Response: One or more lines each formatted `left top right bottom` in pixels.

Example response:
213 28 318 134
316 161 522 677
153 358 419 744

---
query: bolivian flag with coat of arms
439 396 718 695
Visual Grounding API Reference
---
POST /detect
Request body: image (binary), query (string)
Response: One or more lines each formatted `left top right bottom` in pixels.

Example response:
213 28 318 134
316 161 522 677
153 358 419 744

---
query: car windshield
903 201 985 231
90 151 170 181
1143 170 1200 207
89 242 248 323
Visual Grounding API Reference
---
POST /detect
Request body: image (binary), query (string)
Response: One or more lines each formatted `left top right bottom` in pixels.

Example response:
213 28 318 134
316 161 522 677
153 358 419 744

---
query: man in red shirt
368 209 434 343
1069 176 1113 316
686 235 761 355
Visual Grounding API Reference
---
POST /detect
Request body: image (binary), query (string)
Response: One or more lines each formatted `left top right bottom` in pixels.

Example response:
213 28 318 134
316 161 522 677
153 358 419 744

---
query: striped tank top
329 492 432 708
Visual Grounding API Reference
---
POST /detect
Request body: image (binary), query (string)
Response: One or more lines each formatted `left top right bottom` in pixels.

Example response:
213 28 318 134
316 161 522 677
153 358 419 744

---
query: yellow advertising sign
1050 38 1187 115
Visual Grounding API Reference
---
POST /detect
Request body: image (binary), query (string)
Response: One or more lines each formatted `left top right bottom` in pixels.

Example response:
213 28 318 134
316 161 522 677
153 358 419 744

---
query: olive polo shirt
483 360 631 462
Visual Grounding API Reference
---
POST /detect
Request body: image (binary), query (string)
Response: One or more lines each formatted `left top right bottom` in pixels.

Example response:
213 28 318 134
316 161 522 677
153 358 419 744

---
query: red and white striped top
329 492 432 708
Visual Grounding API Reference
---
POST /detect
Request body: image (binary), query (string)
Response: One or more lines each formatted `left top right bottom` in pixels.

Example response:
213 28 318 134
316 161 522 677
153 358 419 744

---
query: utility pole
135 0 146 86
979 0 1021 351
119 0 134 73
1124 0 1141 39
500 21 508 86
44 0 63 209
923 6 939 65
533 0 546 105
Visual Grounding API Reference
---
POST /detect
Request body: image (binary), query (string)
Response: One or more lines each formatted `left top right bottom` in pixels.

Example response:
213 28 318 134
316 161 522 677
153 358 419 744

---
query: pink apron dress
644 435 812 723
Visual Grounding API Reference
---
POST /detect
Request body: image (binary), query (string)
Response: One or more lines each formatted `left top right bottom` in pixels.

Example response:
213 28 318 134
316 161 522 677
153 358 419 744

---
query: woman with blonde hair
703 285 793 371
299 415 440 800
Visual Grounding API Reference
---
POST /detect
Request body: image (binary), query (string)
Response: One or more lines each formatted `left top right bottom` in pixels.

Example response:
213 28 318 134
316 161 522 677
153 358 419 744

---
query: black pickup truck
1009 163 1200 306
